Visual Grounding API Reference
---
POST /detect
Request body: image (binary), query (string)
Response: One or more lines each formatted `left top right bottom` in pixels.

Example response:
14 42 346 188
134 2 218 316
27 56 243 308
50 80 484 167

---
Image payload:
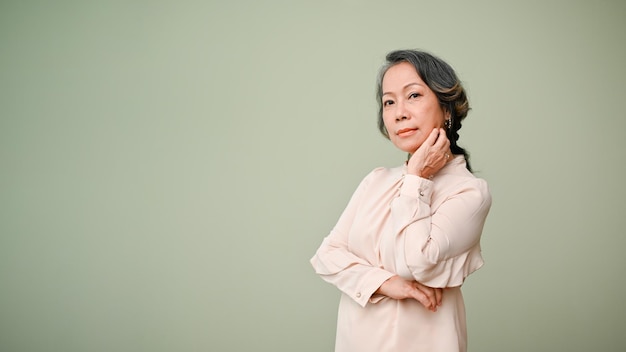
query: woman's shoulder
365 165 404 180
439 158 491 196
355 165 404 189
444 170 489 191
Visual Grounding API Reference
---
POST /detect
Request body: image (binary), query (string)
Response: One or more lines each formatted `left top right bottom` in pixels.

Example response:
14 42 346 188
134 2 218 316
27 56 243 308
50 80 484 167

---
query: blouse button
356 292 361 298
419 189 424 197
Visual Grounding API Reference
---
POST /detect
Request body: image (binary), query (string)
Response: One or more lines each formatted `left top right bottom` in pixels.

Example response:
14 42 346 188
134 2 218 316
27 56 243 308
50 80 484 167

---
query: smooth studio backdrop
1 1 625 351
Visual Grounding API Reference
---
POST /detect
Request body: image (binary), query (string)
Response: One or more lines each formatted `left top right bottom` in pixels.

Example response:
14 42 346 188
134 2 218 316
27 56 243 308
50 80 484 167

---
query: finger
419 286 437 308
435 288 443 307
415 283 438 310
424 128 440 146
441 129 450 149
409 288 433 310
434 128 449 148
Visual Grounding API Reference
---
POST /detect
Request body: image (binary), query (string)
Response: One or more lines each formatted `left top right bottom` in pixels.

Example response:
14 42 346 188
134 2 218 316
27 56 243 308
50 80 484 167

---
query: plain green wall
1 1 625 351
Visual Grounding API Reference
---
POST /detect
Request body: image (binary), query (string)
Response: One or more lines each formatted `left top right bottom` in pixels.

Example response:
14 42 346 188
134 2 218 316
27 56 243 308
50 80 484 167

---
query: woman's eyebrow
383 82 424 96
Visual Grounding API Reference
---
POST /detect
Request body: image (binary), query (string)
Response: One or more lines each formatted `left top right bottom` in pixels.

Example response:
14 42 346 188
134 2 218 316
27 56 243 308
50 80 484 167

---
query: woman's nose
395 102 410 121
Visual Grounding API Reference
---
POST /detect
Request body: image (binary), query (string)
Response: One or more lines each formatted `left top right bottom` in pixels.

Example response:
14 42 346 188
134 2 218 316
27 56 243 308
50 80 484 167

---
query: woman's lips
396 128 417 137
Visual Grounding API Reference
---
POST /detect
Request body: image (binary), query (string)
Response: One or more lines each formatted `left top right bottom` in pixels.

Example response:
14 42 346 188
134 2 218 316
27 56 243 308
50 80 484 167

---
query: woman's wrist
420 169 435 179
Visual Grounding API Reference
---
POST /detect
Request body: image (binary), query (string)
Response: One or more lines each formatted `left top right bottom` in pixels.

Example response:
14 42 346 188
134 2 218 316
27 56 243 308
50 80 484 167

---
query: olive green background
1 1 625 351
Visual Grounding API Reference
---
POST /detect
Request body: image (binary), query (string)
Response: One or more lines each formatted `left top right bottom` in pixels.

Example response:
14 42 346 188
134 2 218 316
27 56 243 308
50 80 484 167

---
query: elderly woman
311 49 492 352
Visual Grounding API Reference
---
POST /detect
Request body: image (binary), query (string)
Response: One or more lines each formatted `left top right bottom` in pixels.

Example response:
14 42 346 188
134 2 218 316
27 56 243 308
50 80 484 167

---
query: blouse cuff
407 245 484 288
354 269 395 308
400 174 433 202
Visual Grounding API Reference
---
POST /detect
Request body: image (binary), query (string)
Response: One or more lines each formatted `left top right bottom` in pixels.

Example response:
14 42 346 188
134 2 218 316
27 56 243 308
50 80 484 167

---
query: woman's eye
383 100 394 107
409 92 420 99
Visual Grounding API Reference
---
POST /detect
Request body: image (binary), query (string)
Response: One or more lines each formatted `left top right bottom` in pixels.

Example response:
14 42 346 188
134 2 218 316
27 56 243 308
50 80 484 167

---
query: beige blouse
311 155 491 352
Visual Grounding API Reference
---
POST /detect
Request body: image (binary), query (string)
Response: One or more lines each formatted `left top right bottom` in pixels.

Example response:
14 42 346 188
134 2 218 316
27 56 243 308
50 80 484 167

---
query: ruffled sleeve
392 174 491 287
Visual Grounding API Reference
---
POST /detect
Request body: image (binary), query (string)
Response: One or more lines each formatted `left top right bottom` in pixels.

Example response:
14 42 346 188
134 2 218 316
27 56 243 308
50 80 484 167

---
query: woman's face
381 62 448 154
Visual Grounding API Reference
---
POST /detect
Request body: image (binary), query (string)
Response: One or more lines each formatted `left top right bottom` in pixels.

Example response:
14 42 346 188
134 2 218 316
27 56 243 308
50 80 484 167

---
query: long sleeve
392 173 492 287
310 171 395 308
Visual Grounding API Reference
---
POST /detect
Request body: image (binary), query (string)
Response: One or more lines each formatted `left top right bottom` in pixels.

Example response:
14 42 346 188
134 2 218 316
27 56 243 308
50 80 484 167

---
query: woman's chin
394 143 420 154
391 138 424 154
